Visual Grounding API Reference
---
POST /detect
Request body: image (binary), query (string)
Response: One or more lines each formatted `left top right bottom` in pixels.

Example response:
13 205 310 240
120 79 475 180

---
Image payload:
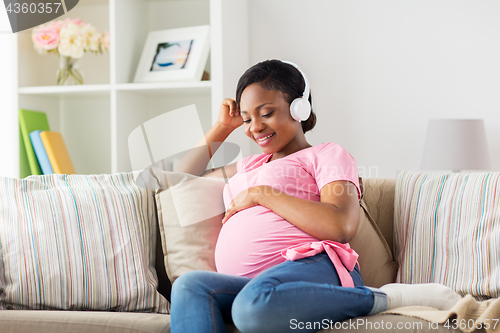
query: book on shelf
40 131 76 175
19 109 51 177
29 130 54 175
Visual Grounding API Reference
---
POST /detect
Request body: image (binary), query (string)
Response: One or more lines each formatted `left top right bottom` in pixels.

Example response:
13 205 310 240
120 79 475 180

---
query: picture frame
133 25 210 83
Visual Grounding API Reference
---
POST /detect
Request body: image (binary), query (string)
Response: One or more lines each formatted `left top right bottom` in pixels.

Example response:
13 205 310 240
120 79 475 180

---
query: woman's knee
231 278 278 333
171 270 215 300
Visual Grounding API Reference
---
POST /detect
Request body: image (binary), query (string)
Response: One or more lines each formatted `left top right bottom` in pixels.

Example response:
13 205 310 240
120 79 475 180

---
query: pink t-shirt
214 142 361 278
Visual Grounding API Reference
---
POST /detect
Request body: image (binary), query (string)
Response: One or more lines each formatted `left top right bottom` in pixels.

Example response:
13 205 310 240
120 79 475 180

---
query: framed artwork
133 25 210 83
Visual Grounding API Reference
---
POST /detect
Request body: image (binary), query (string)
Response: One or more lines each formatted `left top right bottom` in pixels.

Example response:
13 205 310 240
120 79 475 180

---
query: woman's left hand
222 185 272 224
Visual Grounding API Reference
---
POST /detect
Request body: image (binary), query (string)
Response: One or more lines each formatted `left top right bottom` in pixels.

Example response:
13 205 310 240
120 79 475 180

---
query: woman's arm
173 98 242 178
222 181 360 243
200 160 238 178
259 181 360 243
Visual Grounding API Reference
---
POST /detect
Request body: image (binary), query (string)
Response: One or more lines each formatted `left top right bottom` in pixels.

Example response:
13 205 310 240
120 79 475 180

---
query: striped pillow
0 172 169 312
394 170 500 299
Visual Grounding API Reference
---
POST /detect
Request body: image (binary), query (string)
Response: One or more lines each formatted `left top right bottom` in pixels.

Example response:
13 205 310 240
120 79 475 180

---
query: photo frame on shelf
133 25 210 83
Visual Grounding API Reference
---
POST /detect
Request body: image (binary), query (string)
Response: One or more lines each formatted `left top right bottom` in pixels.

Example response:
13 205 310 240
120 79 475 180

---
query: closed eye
243 111 273 124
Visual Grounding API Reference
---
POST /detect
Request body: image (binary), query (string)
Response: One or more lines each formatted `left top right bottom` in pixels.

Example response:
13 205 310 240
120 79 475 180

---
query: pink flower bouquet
32 18 109 85
32 18 109 58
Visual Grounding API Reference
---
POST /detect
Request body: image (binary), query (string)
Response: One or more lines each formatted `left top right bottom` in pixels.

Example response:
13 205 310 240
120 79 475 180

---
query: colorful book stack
19 109 76 177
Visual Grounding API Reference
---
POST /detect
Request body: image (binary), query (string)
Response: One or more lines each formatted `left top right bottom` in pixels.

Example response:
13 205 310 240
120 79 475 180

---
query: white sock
379 283 463 310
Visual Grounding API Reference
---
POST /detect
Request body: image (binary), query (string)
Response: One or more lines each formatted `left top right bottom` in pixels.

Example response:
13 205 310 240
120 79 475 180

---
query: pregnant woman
170 59 462 333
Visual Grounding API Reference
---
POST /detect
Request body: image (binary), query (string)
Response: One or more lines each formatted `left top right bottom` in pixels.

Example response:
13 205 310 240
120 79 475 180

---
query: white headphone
281 60 311 122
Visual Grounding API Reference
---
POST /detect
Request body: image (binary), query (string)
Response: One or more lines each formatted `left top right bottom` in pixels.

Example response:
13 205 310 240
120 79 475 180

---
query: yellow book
40 131 76 175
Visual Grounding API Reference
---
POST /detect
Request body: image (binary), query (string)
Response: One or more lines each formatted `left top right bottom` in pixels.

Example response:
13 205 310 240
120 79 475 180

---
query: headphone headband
281 60 310 104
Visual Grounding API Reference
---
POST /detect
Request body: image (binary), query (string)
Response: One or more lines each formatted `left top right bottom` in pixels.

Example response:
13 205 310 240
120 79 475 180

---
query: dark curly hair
235 59 317 133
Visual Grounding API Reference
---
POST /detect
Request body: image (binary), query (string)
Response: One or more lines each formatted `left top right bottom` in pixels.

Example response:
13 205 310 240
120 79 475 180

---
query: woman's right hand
216 98 243 131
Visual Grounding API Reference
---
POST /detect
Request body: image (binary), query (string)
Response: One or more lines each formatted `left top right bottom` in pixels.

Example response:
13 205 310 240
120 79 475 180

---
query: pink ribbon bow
280 241 360 288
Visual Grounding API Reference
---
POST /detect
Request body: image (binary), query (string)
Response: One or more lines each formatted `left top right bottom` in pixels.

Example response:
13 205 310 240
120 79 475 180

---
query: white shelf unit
4 0 249 177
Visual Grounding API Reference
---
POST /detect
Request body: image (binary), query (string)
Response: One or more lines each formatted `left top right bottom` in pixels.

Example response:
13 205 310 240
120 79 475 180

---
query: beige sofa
0 178 480 333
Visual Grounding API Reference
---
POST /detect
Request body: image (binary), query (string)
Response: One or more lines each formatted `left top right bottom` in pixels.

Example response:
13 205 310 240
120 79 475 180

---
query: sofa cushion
349 198 398 288
361 178 396 257
154 172 226 283
0 310 170 333
394 170 500 299
0 172 169 313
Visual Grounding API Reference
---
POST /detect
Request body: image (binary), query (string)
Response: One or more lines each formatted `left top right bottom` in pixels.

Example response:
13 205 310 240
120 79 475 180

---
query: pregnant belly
214 205 318 278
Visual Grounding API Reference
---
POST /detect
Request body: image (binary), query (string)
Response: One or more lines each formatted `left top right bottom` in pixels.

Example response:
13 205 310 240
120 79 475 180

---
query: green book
19 109 50 178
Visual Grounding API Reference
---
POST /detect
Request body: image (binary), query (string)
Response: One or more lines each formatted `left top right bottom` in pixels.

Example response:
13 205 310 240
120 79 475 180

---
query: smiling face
239 83 311 160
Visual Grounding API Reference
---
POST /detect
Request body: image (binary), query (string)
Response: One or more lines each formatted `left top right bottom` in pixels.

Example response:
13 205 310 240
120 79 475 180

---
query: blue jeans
170 252 388 333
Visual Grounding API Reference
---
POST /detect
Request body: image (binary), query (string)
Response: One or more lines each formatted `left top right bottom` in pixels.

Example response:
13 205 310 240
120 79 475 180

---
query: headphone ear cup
299 99 311 121
290 98 311 122
289 98 301 121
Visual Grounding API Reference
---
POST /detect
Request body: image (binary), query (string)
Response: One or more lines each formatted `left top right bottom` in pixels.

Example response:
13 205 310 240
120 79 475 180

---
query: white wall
247 0 500 178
